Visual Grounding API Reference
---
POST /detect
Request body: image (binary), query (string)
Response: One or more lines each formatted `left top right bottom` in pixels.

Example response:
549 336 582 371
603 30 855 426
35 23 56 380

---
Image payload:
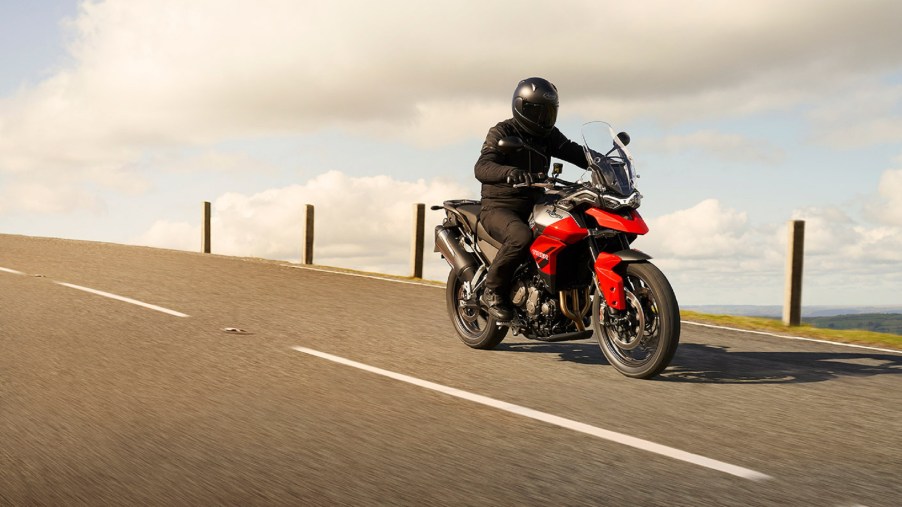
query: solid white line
56 282 190 318
285 265 443 288
682 320 902 355
0 266 25 275
291 346 773 481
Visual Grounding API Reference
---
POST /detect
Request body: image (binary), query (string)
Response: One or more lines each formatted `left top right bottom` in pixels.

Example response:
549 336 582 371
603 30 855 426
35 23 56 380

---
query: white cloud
135 220 199 252
637 199 755 259
645 130 784 164
867 169 902 226
806 82 902 147
0 180 105 214
3 0 902 190
633 197 902 304
130 170 473 280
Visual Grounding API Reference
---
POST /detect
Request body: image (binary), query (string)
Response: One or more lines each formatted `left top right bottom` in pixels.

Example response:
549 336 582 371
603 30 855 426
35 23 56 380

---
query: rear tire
592 261 680 379
446 270 507 349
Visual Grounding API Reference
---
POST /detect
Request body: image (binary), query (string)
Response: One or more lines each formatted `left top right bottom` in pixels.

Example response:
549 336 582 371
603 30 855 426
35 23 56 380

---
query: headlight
602 191 642 210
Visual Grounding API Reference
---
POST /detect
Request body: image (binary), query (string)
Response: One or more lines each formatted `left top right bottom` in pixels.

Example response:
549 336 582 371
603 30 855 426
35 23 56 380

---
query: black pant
479 204 533 293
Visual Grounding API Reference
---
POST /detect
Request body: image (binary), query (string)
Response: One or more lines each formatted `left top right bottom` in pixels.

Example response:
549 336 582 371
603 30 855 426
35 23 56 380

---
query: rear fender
594 249 651 311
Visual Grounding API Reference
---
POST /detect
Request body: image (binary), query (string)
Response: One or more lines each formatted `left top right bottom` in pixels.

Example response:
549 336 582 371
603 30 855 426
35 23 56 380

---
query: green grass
681 310 902 351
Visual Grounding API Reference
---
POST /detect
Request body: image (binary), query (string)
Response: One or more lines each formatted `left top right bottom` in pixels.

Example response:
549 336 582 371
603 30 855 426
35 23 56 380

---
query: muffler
434 226 478 283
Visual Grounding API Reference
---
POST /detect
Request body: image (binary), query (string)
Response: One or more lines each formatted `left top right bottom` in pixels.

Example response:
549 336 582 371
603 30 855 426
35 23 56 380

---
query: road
1 233 900 506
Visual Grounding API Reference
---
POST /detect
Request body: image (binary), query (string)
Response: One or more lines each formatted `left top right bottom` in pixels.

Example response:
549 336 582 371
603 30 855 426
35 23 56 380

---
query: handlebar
512 179 583 189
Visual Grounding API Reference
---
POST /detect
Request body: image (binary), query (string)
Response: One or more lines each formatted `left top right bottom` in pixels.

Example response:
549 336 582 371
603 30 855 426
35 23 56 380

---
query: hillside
805 313 902 335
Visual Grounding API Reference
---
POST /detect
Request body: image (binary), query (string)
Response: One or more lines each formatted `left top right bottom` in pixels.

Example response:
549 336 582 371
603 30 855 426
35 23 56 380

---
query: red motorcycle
434 121 680 379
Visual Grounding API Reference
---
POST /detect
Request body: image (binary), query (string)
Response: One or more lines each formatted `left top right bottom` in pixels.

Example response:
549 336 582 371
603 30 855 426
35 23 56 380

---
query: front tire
592 261 680 379
446 270 507 349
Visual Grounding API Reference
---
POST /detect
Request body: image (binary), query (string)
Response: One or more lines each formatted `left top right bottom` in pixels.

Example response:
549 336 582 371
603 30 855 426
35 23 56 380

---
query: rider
475 77 589 321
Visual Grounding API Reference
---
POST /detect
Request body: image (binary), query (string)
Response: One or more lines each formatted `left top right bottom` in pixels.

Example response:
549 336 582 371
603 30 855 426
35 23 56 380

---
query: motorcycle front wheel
446 270 507 349
592 261 680 379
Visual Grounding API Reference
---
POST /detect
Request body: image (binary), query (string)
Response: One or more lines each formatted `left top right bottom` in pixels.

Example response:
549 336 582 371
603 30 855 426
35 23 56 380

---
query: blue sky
2 1 901 307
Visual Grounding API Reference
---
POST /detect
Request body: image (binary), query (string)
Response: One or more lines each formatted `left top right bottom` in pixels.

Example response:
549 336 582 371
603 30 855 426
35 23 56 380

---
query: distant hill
683 306 902 335
804 313 902 335
684 305 902 318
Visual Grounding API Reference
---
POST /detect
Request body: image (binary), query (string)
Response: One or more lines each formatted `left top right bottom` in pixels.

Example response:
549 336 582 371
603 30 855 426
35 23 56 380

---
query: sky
1 0 901 307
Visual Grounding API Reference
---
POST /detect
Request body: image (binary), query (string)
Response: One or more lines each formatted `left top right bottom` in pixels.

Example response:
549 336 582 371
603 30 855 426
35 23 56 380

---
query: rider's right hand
507 168 532 185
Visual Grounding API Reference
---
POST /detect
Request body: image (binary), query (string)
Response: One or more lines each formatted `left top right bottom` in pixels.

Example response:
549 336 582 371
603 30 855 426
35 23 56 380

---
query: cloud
0 180 105 214
637 199 755 259
131 170 473 280
633 196 902 304
4 0 902 184
806 82 902 147
645 130 784 164
866 169 902 226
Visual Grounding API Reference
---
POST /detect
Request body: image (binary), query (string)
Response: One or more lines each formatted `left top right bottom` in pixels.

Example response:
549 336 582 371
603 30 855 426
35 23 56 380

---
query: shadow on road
497 340 607 366
496 341 902 384
659 343 902 384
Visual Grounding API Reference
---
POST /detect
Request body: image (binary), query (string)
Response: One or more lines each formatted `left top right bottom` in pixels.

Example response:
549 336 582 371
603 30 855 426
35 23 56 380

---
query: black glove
507 168 532 185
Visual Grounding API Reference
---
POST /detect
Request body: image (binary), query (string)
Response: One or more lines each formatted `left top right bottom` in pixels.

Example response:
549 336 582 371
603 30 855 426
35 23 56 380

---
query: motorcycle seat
442 200 504 249
455 203 481 232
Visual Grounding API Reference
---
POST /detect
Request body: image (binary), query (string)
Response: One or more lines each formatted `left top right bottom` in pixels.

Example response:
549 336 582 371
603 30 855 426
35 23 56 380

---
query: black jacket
475 118 588 208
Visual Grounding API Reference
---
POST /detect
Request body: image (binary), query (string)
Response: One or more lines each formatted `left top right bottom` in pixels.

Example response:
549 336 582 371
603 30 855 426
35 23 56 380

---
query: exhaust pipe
434 226 478 283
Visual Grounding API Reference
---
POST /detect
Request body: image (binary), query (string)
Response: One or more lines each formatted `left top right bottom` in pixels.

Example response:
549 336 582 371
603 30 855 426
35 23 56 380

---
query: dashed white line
292 346 773 482
0 266 25 275
56 282 190 318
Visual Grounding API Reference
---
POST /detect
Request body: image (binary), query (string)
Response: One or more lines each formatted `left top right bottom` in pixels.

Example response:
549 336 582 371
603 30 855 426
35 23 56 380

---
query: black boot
480 287 513 322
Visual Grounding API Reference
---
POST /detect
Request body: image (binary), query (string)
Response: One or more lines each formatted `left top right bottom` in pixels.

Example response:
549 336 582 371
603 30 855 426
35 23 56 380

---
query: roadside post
783 220 805 326
202 201 211 254
303 204 315 265
411 203 425 278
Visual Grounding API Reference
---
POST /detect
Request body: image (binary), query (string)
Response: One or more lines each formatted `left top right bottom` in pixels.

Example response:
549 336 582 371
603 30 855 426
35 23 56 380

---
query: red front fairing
585 208 649 235
530 216 588 278
529 208 638 309
594 253 626 310
541 216 588 243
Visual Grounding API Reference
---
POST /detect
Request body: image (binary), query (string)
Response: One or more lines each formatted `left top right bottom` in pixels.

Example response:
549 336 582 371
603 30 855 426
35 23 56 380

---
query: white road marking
683 321 902 355
56 282 189 318
292 346 773 481
285 265 443 288
0 266 25 275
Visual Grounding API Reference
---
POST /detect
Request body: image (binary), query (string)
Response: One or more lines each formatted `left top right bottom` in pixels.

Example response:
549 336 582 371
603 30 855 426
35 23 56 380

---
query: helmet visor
522 102 557 130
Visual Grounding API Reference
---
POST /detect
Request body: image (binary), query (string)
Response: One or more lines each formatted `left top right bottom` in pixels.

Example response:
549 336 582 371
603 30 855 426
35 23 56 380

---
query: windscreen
581 122 636 197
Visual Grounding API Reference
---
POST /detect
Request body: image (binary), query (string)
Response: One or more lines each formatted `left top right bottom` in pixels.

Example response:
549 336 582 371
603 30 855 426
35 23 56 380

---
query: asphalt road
2 234 900 506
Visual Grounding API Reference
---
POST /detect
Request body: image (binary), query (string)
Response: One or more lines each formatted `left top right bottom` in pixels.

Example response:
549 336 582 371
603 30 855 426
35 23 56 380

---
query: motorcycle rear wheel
592 261 680 379
446 270 507 349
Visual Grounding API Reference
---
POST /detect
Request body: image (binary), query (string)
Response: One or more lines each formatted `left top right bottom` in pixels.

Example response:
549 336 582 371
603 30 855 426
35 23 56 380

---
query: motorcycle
433 121 680 379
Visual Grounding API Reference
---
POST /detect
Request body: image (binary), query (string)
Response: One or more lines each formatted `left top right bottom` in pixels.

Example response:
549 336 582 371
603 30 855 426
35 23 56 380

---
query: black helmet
512 77 559 136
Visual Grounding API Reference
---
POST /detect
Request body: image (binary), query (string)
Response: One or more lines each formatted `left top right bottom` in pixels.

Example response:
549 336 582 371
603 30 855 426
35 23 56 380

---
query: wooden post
303 204 315 265
201 201 211 254
410 203 425 278
783 220 805 326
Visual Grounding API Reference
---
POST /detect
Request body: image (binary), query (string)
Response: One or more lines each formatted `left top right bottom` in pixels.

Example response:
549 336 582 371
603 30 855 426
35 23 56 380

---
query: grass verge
681 310 902 351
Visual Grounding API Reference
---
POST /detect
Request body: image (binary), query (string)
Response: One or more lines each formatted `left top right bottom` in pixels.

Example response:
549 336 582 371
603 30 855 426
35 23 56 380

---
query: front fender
594 249 651 311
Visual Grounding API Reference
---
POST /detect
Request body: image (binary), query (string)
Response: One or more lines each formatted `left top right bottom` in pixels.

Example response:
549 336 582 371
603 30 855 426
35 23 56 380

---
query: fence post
410 203 425 278
782 220 805 326
303 204 315 265
201 201 211 254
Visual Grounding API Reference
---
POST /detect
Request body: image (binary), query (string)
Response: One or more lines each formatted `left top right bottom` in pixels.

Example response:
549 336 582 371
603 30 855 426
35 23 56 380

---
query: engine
509 274 571 337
